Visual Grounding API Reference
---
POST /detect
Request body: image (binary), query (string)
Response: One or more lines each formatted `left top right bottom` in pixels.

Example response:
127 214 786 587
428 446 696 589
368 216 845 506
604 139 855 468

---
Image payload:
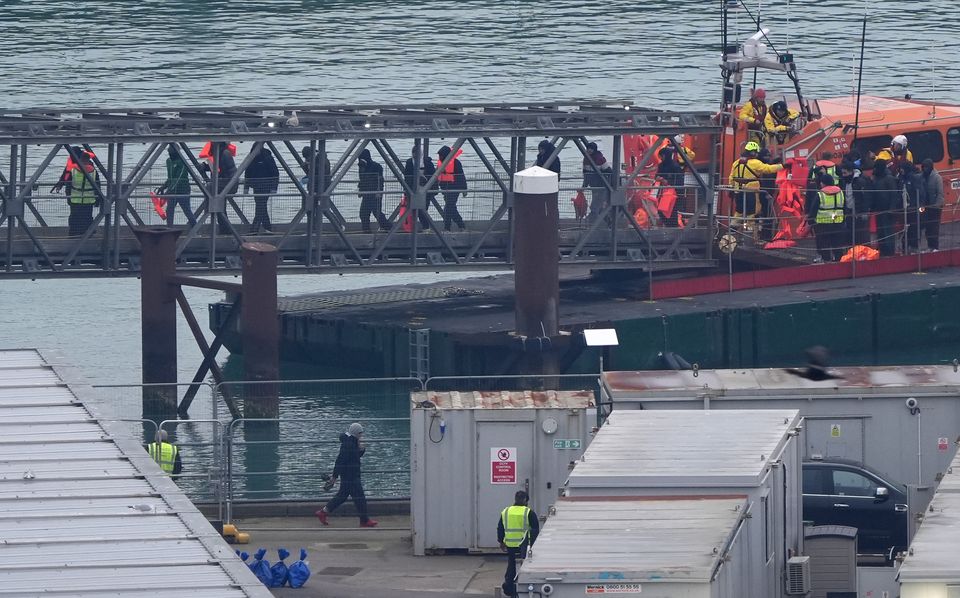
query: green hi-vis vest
148 441 178 473
501 505 531 548
815 186 846 224
70 167 98 205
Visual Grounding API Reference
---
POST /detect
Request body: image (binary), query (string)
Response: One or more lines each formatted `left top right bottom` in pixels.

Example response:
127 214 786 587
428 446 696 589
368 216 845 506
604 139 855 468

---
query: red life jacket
437 149 463 183
199 142 238 161
62 150 97 181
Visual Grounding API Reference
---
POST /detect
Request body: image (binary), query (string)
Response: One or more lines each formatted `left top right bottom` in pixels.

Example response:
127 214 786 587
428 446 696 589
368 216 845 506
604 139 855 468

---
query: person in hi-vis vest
497 490 540 598
147 430 183 480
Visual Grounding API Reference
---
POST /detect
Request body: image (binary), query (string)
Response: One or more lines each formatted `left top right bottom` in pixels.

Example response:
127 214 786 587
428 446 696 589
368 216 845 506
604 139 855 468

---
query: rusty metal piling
240 242 280 418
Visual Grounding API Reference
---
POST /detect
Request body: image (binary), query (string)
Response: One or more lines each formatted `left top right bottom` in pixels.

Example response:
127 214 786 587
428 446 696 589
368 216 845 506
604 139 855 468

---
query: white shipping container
410 390 594 555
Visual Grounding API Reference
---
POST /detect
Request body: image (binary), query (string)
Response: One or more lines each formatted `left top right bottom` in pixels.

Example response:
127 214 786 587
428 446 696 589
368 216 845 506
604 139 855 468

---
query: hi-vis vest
501 505 531 548
70 166 98 205
815 185 846 224
148 441 178 474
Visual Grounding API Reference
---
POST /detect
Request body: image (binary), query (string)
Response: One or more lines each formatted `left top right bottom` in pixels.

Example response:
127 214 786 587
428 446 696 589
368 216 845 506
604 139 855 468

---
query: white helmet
673 134 685 145
892 134 908 149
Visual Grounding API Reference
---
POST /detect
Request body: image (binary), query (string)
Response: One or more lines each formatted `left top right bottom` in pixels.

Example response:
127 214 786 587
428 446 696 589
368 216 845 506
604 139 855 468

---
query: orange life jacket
199 142 238 161
437 149 463 183
62 150 97 181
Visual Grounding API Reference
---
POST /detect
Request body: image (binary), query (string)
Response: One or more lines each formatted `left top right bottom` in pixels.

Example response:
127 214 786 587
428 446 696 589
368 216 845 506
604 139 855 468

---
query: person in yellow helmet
728 140 784 232
764 100 801 145
738 88 768 144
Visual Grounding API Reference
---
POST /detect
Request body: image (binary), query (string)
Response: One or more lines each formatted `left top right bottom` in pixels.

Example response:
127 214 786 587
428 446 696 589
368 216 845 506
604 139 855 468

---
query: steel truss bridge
0 102 720 278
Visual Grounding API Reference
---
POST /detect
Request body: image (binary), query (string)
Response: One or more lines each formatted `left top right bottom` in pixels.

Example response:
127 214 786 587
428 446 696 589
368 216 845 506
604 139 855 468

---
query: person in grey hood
920 158 944 251
316 423 378 527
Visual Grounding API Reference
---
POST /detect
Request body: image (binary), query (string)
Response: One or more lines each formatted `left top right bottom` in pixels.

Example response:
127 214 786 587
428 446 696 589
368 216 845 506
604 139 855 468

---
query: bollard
134 227 181 418
241 242 280 419
513 166 560 378
513 166 560 337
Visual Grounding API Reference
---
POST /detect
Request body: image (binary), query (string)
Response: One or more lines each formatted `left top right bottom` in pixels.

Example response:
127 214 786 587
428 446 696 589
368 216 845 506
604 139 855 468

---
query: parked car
802 459 909 558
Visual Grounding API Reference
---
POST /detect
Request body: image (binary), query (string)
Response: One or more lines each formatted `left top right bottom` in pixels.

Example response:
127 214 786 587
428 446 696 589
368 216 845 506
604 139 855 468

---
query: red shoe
315 510 329 526
360 519 378 528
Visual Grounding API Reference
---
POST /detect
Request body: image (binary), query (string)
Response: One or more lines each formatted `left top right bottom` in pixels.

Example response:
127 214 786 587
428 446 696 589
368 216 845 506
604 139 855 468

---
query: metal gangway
0 102 721 278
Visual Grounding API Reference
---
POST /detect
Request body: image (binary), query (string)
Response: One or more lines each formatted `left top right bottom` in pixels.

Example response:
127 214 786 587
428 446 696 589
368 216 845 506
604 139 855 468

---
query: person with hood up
316 422 378 527
534 139 561 175
403 147 436 232
871 159 900 257
901 161 928 254
839 159 872 245
244 146 279 234
159 145 197 227
357 148 389 233
738 88 768 143
436 145 467 231
655 147 683 226
919 158 944 251
581 142 613 223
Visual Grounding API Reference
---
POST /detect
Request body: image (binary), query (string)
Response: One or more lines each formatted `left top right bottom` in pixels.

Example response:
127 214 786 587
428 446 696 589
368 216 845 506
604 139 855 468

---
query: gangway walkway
0 348 272 597
0 102 720 278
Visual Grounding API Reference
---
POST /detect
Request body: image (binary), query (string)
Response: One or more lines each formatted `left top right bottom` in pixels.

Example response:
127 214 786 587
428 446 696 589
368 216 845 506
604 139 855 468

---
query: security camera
541 584 554 596
905 397 919 409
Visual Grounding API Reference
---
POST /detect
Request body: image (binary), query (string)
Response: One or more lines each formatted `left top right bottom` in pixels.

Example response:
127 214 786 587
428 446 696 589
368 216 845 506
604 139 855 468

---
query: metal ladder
409 328 430 380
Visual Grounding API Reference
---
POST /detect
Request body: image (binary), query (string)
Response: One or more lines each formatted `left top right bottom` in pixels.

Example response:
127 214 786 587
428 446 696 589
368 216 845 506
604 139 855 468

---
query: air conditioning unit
785 556 811 595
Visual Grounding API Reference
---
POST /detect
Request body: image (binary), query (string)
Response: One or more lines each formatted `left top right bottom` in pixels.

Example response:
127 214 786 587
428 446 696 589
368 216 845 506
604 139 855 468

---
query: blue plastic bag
287 548 311 588
270 548 290 587
249 548 272 587
236 550 249 563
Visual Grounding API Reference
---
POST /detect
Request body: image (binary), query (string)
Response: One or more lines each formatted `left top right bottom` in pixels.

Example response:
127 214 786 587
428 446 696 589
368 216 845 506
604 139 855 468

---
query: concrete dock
233 515 502 597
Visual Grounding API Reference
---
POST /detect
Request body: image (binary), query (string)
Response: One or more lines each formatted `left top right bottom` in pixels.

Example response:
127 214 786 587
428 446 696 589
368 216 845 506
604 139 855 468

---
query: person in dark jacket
200 141 239 230
244 146 279 233
496 490 540 598
839 160 870 246
872 159 900 257
581 142 612 223
920 158 944 251
301 146 345 230
158 145 196 227
535 139 561 175
315 423 378 527
437 145 467 231
358 149 390 232
403 149 436 231
901 161 928 253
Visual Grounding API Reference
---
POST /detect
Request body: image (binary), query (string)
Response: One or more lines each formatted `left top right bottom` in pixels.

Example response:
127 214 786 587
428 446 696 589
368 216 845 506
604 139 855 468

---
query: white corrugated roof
568 409 800 488
411 390 594 410
0 349 271 597
899 450 960 583
519 497 746 584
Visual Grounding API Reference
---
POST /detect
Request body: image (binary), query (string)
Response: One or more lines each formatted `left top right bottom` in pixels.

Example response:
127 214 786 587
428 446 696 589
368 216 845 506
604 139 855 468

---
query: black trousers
814 222 847 262
442 191 465 231
502 543 528 598
876 212 897 257
325 478 369 523
166 194 197 226
68 203 95 237
359 193 389 232
908 207 942 251
251 194 271 232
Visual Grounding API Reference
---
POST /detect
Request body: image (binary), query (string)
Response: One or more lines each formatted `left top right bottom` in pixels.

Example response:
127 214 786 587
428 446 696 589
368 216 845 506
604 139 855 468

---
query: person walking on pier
200 141 240 231
316 423 378 528
403 149 435 232
245 146 279 234
357 148 390 233
581 142 612 224
497 490 540 598
159 145 197 227
66 150 100 237
437 145 467 231
147 430 183 480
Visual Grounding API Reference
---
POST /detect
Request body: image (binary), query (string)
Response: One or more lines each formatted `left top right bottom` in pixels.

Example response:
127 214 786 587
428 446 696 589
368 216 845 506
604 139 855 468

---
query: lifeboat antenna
852 15 867 145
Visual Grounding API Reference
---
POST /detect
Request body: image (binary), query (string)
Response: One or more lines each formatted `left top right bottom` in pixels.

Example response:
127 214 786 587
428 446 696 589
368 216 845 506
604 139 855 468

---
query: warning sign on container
939 437 950 452
830 424 842 438
491 447 517 484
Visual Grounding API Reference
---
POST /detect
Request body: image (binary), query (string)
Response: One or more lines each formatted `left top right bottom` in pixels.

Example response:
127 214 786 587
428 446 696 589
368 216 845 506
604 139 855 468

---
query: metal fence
90 375 603 521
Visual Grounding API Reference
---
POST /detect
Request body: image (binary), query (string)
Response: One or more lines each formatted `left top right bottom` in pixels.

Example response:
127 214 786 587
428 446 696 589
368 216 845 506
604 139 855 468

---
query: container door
475 421 535 550
805 418 864 463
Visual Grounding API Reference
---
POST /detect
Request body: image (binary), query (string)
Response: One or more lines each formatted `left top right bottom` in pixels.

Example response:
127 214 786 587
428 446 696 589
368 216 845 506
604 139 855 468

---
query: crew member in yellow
728 141 784 232
875 134 914 176
765 100 801 145
147 430 183 479
738 88 768 143
497 490 540 598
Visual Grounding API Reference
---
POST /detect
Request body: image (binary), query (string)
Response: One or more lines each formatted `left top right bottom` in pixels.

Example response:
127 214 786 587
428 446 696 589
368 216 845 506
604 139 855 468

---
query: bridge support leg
513 166 560 376
241 242 280 419
135 227 181 418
